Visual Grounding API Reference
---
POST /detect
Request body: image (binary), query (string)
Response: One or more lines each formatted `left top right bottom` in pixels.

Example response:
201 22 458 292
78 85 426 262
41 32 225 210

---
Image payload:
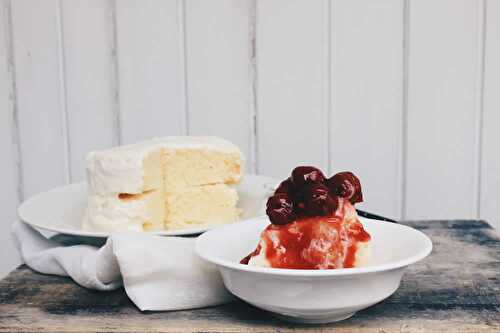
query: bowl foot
270 311 356 324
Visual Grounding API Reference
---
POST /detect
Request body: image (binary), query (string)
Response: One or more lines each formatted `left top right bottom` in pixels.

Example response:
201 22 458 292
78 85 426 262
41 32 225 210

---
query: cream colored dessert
241 166 371 269
82 136 243 231
247 227 372 268
246 199 371 269
165 184 239 230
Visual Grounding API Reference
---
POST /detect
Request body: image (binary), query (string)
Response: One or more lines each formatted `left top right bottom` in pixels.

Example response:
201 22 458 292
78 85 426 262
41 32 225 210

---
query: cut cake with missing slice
82 136 243 232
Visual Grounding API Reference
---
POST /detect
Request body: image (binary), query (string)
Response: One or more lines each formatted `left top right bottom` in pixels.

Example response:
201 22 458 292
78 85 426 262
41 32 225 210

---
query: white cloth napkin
11 221 234 311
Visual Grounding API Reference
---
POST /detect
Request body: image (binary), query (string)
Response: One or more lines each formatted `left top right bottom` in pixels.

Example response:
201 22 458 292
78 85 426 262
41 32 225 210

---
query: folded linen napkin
11 221 234 311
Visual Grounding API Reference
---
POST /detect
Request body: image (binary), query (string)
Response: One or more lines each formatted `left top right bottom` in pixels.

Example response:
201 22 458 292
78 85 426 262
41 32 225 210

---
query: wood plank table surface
0 220 499 333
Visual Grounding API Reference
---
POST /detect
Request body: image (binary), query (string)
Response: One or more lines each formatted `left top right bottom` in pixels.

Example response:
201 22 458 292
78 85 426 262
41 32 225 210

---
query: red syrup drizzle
261 216 370 269
241 202 371 269
240 244 261 264
343 221 371 267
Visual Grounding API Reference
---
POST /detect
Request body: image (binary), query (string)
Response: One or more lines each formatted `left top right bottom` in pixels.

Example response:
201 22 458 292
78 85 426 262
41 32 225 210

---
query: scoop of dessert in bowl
195 167 432 323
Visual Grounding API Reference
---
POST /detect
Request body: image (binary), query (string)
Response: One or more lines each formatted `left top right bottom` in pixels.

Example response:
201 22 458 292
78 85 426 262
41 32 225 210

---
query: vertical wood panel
185 0 253 171
0 0 20 278
480 0 500 230
405 0 483 219
11 0 68 197
256 0 329 178
61 0 117 181
330 0 404 219
115 0 186 144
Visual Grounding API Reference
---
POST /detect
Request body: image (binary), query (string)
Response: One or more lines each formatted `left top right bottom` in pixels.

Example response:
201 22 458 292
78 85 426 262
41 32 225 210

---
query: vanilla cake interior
82 137 243 232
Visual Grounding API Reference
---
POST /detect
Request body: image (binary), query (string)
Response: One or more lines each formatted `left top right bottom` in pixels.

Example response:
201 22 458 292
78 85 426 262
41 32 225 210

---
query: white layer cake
82 136 243 231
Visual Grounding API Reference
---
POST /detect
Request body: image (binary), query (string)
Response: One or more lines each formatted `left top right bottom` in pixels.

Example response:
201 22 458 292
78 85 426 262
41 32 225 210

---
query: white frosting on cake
87 136 242 196
82 194 148 232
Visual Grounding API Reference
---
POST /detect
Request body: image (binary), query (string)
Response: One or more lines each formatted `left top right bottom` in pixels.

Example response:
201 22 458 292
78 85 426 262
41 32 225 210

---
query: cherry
291 166 326 188
303 183 339 216
266 193 294 225
292 192 307 217
275 177 295 196
327 171 363 204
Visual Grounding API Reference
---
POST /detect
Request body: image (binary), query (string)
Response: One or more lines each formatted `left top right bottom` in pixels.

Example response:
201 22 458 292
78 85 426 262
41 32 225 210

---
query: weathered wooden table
0 220 499 332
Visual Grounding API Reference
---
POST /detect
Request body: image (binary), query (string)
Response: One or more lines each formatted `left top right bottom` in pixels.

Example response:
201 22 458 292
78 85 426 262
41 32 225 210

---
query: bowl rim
195 216 433 277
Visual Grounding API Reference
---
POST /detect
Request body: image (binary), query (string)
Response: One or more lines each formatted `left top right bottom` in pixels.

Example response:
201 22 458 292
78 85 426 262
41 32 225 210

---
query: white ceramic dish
196 216 432 323
18 174 276 238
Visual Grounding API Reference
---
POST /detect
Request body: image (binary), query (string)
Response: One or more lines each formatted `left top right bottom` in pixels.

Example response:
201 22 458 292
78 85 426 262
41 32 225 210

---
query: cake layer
87 136 243 195
82 189 164 232
163 149 241 193
83 183 240 232
165 184 240 230
353 241 371 267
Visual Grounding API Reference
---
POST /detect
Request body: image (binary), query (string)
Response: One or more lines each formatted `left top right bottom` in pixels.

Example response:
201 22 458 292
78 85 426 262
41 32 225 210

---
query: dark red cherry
275 177 295 196
292 194 307 217
291 166 326 188
304 183 338 216
266 193 294 225
327 171 363 204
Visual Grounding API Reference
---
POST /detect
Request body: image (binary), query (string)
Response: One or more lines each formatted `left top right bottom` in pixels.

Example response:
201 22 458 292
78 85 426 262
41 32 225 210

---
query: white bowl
196 216 432 324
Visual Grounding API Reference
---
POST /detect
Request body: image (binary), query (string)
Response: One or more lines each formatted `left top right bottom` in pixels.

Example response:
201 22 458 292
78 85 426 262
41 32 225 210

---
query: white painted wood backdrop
0 0 499 278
